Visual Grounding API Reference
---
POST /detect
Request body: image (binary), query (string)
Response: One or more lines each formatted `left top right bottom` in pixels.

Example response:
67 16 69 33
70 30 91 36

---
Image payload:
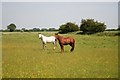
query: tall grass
0 32 2 78
95 31 119 36
2 32 118 78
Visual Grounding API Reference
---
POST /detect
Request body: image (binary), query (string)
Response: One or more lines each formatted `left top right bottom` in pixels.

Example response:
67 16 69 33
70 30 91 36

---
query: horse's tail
70 39 75 52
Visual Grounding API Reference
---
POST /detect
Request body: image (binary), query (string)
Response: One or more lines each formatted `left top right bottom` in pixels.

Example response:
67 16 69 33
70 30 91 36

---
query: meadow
2 32 118 78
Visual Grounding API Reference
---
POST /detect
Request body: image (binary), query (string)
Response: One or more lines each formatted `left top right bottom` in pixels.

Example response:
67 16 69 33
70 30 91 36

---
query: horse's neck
57 36 63 41
41 35 45 39
41 35 44 37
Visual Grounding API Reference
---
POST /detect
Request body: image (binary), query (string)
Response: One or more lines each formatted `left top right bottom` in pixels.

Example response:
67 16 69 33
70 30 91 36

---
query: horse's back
44 36 56 42
60 37 75 45
65 37 75 42
49 36 56 40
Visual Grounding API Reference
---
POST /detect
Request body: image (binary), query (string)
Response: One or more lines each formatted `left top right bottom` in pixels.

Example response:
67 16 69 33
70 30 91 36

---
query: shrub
59 22 79 34
7 23 16 32
80 19 106 34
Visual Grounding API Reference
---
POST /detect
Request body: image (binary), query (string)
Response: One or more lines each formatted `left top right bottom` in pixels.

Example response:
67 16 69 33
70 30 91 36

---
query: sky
118 2 120 25
1 1 119 29
0 2 2 29
1 0 119 2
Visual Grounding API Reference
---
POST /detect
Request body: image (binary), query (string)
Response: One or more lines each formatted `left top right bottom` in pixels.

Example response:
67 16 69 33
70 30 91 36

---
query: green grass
2 32 118 78
0 32 2 78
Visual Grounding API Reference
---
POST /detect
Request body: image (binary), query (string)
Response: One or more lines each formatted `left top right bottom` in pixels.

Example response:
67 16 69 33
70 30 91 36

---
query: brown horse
55 33 75 53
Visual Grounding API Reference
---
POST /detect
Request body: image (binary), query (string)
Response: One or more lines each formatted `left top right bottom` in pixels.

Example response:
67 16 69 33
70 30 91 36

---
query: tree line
2 25 58 32
1 19 119 34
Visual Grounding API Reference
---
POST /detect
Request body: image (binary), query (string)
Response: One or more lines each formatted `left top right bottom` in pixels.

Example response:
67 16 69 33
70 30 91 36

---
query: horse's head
55 33 59 39
38 33 42 39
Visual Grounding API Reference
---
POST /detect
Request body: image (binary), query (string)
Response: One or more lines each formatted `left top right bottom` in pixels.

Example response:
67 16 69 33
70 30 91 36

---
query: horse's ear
55 33 58 35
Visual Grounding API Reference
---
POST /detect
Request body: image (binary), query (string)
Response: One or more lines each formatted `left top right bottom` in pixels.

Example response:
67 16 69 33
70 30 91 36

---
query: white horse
38 33 56 49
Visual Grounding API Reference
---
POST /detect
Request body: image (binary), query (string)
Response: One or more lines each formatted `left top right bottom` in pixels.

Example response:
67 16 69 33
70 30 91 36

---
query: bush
80 19 106 34
59 22 79 34
7 23 16 32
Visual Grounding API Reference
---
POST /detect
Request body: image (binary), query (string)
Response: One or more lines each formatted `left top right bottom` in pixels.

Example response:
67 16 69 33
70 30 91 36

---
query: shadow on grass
47 50 72 54
38 45 75 54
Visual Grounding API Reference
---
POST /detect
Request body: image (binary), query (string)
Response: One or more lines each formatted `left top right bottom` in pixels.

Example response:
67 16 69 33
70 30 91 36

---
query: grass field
2 32 118 78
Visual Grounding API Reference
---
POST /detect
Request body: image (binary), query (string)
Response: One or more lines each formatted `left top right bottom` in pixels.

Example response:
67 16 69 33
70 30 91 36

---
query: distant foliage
59 22 79 34
80 19 106 34
48 28 58 31
32 28 40 32
7 23 16 32
118 25 120 30
41 28 48 31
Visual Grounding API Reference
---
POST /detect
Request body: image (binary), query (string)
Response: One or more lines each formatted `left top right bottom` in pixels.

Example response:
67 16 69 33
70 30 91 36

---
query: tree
7 23 16 32
80 19 106 34
59 22 79 34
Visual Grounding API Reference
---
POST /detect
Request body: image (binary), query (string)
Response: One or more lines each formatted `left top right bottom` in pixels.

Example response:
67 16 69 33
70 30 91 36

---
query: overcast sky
2 2 119 29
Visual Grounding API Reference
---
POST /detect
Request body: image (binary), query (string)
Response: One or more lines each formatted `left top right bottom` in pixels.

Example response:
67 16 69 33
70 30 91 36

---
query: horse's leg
60 44 64 53
69 43 75 52
55 40 57 47
43 42 46 49
43 43 45 49
53 40 57 50
53 42 56 50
